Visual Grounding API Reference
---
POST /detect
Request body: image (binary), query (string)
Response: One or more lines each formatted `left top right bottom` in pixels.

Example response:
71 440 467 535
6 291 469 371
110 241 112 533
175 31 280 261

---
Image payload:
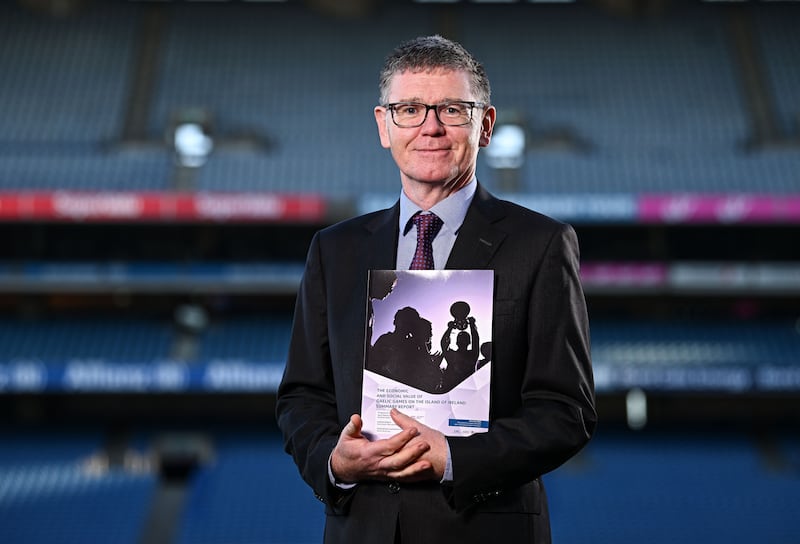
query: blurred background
0 0 799 542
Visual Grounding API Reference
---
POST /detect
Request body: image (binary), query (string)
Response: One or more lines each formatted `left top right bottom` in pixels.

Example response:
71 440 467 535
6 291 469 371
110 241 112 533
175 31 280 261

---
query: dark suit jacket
276 184 597 544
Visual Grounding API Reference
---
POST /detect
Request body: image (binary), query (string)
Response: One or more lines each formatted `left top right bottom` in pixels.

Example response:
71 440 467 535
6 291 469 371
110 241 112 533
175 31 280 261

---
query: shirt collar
400 178 477 235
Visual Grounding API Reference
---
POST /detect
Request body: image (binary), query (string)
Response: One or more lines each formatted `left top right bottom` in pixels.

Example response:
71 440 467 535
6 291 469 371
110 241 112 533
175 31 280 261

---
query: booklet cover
361 269 494 440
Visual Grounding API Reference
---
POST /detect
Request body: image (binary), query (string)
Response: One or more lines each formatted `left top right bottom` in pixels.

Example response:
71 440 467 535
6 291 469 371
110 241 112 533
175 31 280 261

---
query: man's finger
390 408 420 430
386 459 433 481
382 421 418 444
378 440 429 471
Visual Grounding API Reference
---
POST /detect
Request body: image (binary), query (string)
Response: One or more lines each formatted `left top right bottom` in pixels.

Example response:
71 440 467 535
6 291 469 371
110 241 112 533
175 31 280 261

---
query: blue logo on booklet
449 419 489 429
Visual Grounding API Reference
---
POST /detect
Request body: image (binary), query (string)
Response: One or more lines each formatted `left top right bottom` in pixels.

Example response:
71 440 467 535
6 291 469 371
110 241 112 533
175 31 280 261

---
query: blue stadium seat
175 430 324 544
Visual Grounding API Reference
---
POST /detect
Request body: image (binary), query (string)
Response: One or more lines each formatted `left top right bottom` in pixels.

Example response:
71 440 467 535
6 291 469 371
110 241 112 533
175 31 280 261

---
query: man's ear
479 106 496 147
375 106 391 149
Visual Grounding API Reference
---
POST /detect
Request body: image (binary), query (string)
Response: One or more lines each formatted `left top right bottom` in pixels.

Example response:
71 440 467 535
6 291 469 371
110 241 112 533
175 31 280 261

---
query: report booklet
361 269 494 440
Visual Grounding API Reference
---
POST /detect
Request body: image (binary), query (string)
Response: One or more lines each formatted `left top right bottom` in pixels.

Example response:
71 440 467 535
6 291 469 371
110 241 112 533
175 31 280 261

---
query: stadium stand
0 4 138 145
2 425 797 543
466 3 748 149
1 1 797 194
544 427 800 544
0 429 157 544
0 152 173 191
1 312 797 396
592 319 800 369
197 316 292 364
0 2 172 191
591 319 800 393
0 0 798 542
173 429 324 544
0 317 173 363
752 4 800 140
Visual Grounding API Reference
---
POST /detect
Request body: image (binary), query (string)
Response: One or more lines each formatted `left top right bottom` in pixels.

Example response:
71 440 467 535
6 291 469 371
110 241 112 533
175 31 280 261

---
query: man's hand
386 409 448 482
330 413 431 484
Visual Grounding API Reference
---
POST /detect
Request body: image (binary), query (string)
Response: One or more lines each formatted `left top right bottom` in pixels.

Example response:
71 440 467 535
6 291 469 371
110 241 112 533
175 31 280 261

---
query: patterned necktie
410 212 443 270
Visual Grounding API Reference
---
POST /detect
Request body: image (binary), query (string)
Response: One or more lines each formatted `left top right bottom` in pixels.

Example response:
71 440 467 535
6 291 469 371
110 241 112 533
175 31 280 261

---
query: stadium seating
0 4 137 144
545 427 800 543
0 151 172 191
1 1 797 194
0 430 157 544
753 5 800 137
0 1 798 542
174 429 324 544
198 316 292 363
0 317 173 362
591 319 800 367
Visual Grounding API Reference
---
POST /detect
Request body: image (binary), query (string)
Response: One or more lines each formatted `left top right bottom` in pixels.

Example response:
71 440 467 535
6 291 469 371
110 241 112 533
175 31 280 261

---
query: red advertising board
0 192 327 222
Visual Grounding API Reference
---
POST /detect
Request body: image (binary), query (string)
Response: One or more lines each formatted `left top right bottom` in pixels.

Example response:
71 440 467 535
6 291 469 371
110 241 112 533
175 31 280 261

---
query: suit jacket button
387 481 400 494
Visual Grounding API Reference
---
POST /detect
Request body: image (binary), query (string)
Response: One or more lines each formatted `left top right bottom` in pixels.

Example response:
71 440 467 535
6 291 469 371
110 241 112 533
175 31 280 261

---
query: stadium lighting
626 388 648 430
485 123 526 169
169 107 214 170
173 122 214 168
174 304 209 334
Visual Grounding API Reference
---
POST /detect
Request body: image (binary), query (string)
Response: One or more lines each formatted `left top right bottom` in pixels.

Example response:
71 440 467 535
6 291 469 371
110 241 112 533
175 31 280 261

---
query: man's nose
420 107 446 133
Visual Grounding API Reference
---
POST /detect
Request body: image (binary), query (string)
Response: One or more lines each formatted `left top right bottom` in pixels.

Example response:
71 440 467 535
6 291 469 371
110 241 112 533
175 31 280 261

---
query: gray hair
378 35 491 106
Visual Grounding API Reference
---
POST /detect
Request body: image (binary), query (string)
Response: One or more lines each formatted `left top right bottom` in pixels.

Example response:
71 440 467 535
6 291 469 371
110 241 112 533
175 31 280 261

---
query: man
276 35 596 543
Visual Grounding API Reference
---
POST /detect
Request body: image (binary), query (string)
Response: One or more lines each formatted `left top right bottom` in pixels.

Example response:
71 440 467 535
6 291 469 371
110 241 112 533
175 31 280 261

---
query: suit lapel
446 184 507 269
363 202 400 270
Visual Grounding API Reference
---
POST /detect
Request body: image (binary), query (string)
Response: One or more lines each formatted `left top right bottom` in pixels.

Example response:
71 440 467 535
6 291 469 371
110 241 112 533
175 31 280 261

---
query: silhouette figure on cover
365 271 398 357
366 306 443 393
476 341 492 371
438 301 480 392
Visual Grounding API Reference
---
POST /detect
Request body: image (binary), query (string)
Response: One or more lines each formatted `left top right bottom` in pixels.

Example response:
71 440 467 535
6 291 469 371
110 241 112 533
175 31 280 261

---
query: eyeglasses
383 101 486 128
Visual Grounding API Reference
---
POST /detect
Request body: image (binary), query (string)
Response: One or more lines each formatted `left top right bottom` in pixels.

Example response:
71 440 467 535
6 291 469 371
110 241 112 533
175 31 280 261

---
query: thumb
342 414 363 438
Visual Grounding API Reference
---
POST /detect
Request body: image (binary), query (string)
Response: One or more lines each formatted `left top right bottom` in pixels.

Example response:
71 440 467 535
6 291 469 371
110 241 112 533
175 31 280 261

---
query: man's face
374 68 495 192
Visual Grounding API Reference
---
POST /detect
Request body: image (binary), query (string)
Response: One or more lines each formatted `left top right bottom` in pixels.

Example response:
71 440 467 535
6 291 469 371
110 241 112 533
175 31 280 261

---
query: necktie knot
410 212 443 270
